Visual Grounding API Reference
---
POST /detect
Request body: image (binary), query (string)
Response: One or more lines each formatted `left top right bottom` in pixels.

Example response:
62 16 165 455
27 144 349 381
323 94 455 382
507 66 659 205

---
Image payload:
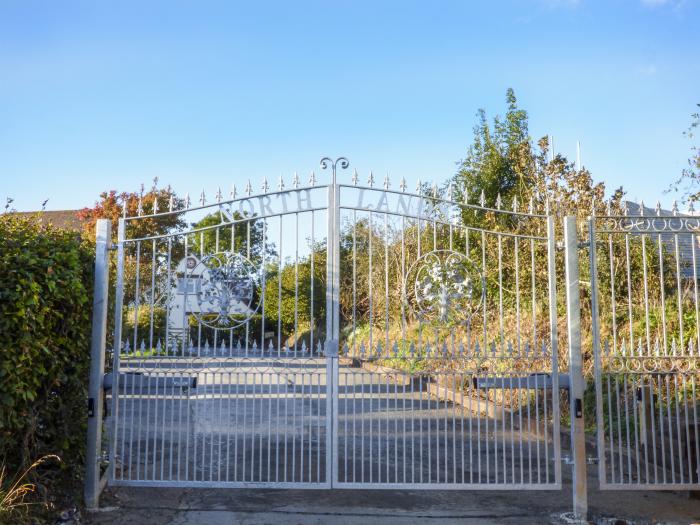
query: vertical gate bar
564 216 587 519
589 218 607 487
546 215 561 485
85 219 111 509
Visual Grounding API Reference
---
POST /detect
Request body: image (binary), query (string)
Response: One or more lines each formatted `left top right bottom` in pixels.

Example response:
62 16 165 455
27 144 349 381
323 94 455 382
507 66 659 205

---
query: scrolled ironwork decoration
320 156 349 184
192 251 261 329
406 249 485 325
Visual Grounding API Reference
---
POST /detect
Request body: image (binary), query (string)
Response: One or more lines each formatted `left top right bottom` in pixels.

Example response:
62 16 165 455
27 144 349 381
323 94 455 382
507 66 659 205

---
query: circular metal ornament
192 252 261 329
406 250 485 325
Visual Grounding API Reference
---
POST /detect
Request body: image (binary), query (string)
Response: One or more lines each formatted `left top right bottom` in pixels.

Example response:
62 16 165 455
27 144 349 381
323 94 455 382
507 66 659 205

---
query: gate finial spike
545 196 551 215
309 171 316 186
261 177 270 193
215 187 223 203
495 193 502 210
688 200 695 213
245 180 252 196
383 173 390 190
169 194 174 212
654 200 661 215
528 196 534 214
416 178 422 194
479 189 486 208
368 171 375 187
292 171 300 188
230 185 237 199
447 182 453 201
399 177 407 192
606 199 612 215
672 200 679 215
185 192 191 209
393 341 399 357
351 169 358 186
301 340 307 353
137 195 143 216
432 183 438 199
512 196 518 213
278 175 285 191
639 200 645 216
463 187 469 205
152 197 159 215
199 189 206 206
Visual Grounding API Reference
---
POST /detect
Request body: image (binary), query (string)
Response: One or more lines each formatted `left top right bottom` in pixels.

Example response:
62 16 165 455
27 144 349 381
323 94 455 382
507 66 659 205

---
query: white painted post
85 219 111 509
564 216 588 520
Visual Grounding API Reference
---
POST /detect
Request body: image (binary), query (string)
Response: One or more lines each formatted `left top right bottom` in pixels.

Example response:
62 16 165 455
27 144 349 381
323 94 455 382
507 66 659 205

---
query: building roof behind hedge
12 210 83 231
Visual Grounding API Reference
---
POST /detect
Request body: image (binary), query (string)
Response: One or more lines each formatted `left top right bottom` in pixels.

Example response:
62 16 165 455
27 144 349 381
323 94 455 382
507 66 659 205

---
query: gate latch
325 340 338 357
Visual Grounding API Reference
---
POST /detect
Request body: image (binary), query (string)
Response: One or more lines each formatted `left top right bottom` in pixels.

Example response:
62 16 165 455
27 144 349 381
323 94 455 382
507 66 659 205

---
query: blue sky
1 0 698 212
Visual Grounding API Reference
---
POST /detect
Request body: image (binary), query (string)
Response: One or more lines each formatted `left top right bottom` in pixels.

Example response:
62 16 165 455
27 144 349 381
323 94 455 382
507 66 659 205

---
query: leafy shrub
0 214 94 515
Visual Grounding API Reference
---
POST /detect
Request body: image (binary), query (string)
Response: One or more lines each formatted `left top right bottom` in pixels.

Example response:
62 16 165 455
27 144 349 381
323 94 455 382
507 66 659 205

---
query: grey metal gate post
564 216 588 520
85 218 111 509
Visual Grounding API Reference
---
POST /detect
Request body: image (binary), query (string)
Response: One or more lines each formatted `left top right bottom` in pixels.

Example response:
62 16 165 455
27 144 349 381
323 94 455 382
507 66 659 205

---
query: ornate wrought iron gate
106 157 563 490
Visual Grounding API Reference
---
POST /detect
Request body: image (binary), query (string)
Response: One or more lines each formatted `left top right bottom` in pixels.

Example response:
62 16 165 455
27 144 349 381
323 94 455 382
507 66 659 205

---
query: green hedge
0 214 94 509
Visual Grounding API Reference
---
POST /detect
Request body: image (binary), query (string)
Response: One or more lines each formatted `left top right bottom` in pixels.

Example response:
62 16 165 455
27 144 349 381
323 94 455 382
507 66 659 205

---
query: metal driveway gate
102 157 563 491
589 206 700 490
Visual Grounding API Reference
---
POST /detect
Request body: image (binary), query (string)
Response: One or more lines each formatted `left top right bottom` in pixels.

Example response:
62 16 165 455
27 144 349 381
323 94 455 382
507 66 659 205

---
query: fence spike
261 177 270 193
688 200 695 214
230 185 237 199
278 175 285 191
351 169 359 186
672 200 679 215
140 339 146 351
360 342 366 358
199 189 206 206
399 177 407 192
137 195 143 216
368 171 375 187
375 341 382 358
393 341 399 357
416 178 422 194
168 194 174 212
511 196 518 212
252 339 258 351
671 337 677 356
495 193 502 210
655 200 661 215
432 183 438 199
124 340 131 353
308 171 316 186
152 197 159 215
292 171 300 188
301 340 307 353
637 337 644 356
383 173 390 190
606 199 612 216
479 189 486 208
447 182 453 201
245 180 252 196
639 200 645 216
